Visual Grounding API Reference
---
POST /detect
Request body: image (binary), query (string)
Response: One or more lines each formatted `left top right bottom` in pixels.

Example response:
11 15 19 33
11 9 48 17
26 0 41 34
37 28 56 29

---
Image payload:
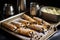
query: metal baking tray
0 12 60 40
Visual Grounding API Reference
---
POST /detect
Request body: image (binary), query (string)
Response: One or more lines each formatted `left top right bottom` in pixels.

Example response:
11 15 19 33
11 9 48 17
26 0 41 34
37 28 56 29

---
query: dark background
0 0 60 40
0 0 60 20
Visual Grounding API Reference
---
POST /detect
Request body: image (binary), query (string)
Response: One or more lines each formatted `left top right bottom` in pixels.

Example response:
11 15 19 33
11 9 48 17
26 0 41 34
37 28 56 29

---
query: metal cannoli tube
1 22 17 31
15 28 35 37
21 14 36 23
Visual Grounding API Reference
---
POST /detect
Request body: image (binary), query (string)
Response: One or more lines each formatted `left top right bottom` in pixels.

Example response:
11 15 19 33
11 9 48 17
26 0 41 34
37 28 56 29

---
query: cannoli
15 28 35 37
28 24 44 32
1 22 17 31
11 22 25 28
33 17 43 24
18 19 30 26
21 14 36 23
33 17 50 29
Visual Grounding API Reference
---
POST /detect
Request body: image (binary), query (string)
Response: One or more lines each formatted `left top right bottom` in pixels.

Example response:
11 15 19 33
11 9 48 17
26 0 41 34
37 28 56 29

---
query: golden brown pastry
33 17 50 25
11 22 25 28
33 17 50 30
18 19 30 26
33 17 43 24
42 21 50 30
15 28 35 37
1 22 17 31
29 24 50 32
21 14 36 23
43 21 50 26
28 24 44 32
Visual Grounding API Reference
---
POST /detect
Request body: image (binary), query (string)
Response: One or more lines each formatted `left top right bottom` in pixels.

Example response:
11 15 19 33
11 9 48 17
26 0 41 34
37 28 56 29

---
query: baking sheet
0 12 60 40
